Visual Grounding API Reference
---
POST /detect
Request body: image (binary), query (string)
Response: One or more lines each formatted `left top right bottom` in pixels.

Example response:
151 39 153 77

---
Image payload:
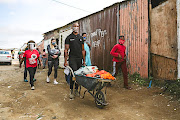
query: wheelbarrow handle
66 66 76 80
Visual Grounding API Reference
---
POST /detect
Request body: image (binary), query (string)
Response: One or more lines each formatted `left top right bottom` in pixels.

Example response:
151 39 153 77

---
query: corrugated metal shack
42 0 179 80
78 0 149 78
79 3 119 72
119 0 149 78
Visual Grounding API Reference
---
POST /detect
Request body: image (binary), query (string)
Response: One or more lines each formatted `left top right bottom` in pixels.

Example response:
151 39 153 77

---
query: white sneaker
31 86 35 90
47 76 50 83
54 80 58 84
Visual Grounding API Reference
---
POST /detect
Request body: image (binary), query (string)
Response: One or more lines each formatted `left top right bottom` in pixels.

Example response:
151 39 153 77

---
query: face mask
52 42 56 45
28 43 35 50
83 37 86 40
73 27 79 32
119 39 125 45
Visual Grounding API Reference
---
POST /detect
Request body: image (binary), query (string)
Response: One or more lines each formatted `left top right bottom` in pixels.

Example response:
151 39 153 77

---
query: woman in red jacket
20 40 42 90
110 36 132 90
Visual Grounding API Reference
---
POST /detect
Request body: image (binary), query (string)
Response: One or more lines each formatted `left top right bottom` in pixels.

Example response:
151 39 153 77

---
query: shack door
150 0 177 80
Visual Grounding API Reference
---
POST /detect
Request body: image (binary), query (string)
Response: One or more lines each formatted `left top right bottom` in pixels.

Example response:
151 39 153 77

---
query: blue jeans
42 58 47 68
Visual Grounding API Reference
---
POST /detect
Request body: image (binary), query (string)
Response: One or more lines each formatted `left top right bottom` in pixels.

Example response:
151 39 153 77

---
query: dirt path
0 64 180 120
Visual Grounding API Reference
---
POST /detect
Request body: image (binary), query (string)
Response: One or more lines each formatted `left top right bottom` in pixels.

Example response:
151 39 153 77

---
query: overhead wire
52 0 91 13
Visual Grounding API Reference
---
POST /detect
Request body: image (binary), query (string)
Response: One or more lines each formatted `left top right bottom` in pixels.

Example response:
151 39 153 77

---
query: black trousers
24 62 27 79
48 59 59 79
69 58 82 90
27 67 37 87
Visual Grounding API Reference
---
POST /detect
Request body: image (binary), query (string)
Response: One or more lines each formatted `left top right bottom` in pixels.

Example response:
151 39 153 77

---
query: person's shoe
24 79 28 82
46 76 50 83
74 89 80 97
124 86 132 90
31 86 35 90
54 80 58 85
33 78 36 82
69 89 74 99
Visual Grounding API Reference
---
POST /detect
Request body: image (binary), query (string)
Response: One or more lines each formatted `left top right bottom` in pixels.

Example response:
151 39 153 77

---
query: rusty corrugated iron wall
79 4 119 71
119 0 149 78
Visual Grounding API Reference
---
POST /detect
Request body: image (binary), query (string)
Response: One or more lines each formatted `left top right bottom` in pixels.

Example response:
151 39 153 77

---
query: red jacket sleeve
110 45 119 57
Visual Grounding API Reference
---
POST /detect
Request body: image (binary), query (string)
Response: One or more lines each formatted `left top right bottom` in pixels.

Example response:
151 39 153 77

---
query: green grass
129 72 180 100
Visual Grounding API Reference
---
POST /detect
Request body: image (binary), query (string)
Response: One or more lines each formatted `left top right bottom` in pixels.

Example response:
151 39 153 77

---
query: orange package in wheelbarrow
100 72 115 80
86 70 115 80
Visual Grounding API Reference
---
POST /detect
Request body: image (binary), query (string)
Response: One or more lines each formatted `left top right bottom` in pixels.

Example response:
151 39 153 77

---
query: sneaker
46 76 50 83
69 89 74 99
74 89 80 97
24 79 28 82
31 86 35 90
54 80 58 85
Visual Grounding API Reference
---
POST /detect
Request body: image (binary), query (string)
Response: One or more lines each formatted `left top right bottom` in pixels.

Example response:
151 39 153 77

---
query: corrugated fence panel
79 4 119 71
119 0 149 78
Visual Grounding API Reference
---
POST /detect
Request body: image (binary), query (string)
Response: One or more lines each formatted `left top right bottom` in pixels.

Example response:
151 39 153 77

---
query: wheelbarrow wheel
95 90 105 109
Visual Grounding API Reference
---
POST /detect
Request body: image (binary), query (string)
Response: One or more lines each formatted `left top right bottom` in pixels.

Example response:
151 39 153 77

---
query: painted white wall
59 29 72 68
44 38 51 53
177 0 180 79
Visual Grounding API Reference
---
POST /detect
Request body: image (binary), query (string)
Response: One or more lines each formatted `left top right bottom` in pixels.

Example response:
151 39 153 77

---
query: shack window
151 0 167 8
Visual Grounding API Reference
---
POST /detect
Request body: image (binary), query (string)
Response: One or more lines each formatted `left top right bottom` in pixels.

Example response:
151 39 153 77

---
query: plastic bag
64 67 70 75
74 67 85 75
83 66 98 74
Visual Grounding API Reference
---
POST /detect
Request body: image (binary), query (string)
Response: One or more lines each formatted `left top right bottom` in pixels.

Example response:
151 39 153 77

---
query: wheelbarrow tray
75 75 98 91
75 75 112 91
75 74 113 109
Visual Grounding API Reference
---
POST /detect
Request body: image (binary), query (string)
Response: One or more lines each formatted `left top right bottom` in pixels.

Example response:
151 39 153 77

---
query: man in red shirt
20 40 42 90
110 36 132 90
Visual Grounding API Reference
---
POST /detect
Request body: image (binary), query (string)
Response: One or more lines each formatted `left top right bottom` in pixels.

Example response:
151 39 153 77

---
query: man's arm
47 45 54 56
82 44 85 66
110 45 119 57
64 44 69 66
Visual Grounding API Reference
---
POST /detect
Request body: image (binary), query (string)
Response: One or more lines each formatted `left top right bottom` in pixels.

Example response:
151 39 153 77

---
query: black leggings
48 60 59 79
69 58 82 90
24 67 27 79
27 67 37 87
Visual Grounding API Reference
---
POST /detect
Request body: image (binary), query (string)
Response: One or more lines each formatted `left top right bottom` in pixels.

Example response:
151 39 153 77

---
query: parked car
0 51 12 65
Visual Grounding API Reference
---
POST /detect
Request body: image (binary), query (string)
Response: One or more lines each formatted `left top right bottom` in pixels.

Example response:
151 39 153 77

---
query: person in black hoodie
46 38 61 84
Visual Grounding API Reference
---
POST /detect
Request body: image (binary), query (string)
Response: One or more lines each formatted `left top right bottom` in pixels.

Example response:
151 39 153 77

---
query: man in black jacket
64 22 85 99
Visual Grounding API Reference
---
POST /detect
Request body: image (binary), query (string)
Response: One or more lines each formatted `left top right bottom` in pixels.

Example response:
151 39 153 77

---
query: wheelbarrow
66 66 114 109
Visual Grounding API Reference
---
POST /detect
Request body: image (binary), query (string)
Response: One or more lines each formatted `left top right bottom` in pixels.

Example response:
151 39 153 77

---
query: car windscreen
0 51 10 54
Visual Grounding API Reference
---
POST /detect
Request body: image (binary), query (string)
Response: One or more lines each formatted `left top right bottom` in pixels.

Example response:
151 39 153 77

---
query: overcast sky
0 0 124 49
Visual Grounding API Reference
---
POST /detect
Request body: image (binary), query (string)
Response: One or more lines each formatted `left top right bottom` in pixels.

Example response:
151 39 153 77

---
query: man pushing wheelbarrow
64 22 86 99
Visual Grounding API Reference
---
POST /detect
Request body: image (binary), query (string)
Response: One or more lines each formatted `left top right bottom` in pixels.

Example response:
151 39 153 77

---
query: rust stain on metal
119 0 149 78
